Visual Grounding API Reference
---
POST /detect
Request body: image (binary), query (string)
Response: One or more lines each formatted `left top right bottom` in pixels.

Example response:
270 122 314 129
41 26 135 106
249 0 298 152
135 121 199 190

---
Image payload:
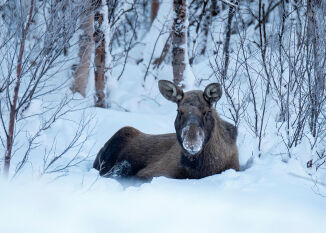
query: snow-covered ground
1 151 326 233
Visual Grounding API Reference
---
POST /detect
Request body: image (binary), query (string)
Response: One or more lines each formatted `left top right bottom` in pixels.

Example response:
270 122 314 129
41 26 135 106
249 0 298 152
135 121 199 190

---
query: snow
1 154 325 233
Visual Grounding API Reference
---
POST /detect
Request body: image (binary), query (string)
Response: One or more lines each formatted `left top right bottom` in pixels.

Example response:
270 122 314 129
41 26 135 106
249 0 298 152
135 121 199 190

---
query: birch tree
71 3 94 97
71 0 136 108
93 0 108 108
172 0 187 86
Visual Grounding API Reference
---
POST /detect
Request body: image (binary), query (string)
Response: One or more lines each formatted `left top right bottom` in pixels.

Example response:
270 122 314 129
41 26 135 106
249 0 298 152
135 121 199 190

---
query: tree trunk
3 0 34 178
222 1 235 80
153 32 171 69
306 0 324 137
93 0 107 108
200 1 213 55
151 0 159 25
71 12 93 97
172 0 187 86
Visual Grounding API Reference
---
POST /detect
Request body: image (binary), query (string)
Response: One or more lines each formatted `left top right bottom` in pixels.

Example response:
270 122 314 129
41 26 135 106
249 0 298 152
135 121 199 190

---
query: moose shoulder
93 80 239 179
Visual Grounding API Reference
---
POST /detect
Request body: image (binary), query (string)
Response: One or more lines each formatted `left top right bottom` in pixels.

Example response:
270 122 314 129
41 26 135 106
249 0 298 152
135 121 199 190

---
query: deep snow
1 158 326 233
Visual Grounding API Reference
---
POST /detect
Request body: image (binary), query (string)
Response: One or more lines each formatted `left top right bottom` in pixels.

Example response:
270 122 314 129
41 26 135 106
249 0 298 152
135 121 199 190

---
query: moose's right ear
158 80 183 103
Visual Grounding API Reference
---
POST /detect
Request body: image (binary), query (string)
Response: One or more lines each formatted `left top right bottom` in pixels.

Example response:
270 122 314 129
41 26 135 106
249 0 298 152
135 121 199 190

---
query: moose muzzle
181 119 205 155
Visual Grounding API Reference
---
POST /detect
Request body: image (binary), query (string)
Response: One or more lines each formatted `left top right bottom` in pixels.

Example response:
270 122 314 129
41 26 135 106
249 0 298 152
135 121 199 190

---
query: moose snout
181 123 205 155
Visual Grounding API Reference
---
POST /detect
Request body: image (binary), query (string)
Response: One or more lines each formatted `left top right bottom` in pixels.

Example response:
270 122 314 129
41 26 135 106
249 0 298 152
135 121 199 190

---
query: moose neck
180 111 223 178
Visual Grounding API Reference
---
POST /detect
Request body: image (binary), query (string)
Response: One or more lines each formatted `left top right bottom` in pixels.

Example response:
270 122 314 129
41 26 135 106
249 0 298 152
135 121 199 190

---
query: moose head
158 80 222 157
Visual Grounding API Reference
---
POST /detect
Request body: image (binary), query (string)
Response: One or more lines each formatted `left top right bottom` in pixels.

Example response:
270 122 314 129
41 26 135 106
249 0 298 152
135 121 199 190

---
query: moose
93 80 239 179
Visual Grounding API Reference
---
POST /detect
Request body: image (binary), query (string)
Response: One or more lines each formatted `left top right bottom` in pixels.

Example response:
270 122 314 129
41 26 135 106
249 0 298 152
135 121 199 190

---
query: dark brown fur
93 81 239 180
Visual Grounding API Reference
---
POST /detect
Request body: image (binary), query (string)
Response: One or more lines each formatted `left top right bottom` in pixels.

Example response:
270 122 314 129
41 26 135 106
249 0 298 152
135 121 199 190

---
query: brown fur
93 81 239 180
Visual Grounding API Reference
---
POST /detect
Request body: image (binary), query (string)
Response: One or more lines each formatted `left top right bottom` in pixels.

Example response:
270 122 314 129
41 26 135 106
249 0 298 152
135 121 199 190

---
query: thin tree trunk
222 1 235 80
153 32 171 69
172 0 187 86
71 12 93 97
306 0 324 137
151 0 159 25
200 2 212 56
93 0 107 108
3 0 34 178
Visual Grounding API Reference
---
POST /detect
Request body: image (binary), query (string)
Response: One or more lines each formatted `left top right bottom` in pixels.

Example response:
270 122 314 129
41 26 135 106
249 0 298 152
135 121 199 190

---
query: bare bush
0 0 93 178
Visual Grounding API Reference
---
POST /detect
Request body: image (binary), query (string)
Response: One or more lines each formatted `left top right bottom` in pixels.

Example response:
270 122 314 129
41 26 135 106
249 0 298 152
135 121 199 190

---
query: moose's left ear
204 83 222 104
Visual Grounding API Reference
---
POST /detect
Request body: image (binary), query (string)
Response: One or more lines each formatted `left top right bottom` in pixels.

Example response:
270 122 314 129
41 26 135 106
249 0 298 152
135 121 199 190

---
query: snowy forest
0 0 325 232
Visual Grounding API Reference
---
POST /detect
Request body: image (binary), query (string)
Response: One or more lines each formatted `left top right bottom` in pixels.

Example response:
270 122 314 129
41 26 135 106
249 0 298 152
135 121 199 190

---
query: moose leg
136 168 155 180
93 127 142 177
101 160 133 177
136 157 181 180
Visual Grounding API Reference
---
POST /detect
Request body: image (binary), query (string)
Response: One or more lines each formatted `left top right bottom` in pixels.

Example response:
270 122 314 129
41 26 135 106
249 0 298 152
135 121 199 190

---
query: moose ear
158 80 183 103
204 83 222 104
